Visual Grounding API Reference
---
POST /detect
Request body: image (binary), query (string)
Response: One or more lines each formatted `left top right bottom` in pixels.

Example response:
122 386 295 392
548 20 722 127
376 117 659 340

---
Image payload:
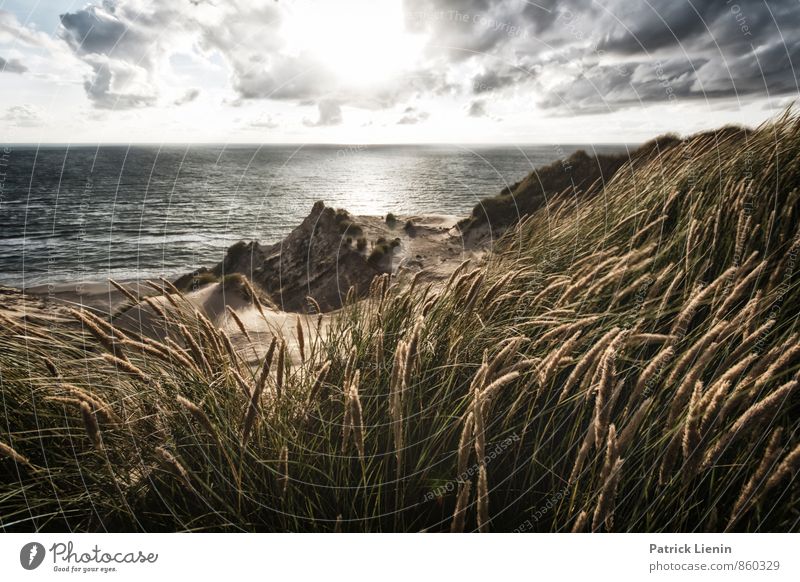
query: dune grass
1 111 800 532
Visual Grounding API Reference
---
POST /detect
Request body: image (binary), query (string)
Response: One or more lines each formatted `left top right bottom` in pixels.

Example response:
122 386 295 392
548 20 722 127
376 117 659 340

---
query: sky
0 0 798 144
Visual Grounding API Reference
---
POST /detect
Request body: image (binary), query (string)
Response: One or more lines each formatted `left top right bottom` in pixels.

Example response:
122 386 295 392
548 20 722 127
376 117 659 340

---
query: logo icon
20 542 46 570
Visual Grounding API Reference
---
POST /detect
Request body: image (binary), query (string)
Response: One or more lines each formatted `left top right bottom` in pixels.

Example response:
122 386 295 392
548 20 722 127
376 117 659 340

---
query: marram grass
2 112 800 532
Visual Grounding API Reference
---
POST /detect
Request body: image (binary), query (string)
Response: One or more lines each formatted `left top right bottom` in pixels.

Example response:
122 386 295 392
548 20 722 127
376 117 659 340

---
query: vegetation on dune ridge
460 128 746 235
2 111 800 532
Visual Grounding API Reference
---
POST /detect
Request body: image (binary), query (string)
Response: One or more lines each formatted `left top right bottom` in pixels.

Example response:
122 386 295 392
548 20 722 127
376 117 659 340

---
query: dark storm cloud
517 0 597 34
403 0 531 58
597 1 722 55
402 0 598 62
597 0 799 56
533 0 800 112
402 0 800 112
538 58 706 114
0 56 27 73
693 39 800 99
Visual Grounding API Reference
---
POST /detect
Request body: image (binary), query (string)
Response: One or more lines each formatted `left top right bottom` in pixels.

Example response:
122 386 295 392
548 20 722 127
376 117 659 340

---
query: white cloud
0 10 61 49
2 0 798 141
0 55 27 73
397 106 430 124
174 87 200 106
467 99 487 117
3 104 44 126
303 100 343 127
58 1 198 109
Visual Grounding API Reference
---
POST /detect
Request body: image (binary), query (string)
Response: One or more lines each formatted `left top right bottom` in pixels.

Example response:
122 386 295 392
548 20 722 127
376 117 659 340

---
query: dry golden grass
1 111 799 532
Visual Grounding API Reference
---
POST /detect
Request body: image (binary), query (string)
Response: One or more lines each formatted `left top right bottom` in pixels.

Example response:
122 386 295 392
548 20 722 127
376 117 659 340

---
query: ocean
0 143 628 287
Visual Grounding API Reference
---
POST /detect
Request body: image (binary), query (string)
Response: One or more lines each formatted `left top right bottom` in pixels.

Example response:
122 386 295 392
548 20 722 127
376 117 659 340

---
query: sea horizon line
2 141 639 148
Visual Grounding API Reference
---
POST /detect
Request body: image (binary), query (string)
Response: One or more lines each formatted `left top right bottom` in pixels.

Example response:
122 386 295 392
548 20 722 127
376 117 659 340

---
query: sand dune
8 205 480 366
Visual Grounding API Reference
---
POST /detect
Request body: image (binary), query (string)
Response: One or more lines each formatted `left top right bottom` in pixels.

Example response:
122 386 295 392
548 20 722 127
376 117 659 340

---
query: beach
5 209 488 366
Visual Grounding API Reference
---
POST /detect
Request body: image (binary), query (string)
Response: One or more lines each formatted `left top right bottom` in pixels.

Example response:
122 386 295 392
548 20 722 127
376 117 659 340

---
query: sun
284 0 424 86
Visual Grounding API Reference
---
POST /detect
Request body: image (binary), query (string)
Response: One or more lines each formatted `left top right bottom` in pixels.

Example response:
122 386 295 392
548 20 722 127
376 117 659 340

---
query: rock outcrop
177 201 388 312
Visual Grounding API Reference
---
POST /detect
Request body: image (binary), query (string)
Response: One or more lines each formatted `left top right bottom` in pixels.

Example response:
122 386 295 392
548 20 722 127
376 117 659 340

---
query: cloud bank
3 0 797 133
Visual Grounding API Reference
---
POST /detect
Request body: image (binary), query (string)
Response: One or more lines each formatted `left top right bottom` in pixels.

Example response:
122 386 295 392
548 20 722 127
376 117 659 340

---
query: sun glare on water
284 0 424 86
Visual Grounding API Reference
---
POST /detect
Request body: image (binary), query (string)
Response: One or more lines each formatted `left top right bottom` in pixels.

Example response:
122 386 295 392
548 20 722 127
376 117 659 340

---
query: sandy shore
2 212 488 365
2 280 321 365
24 279 151 313
18 213 484 311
